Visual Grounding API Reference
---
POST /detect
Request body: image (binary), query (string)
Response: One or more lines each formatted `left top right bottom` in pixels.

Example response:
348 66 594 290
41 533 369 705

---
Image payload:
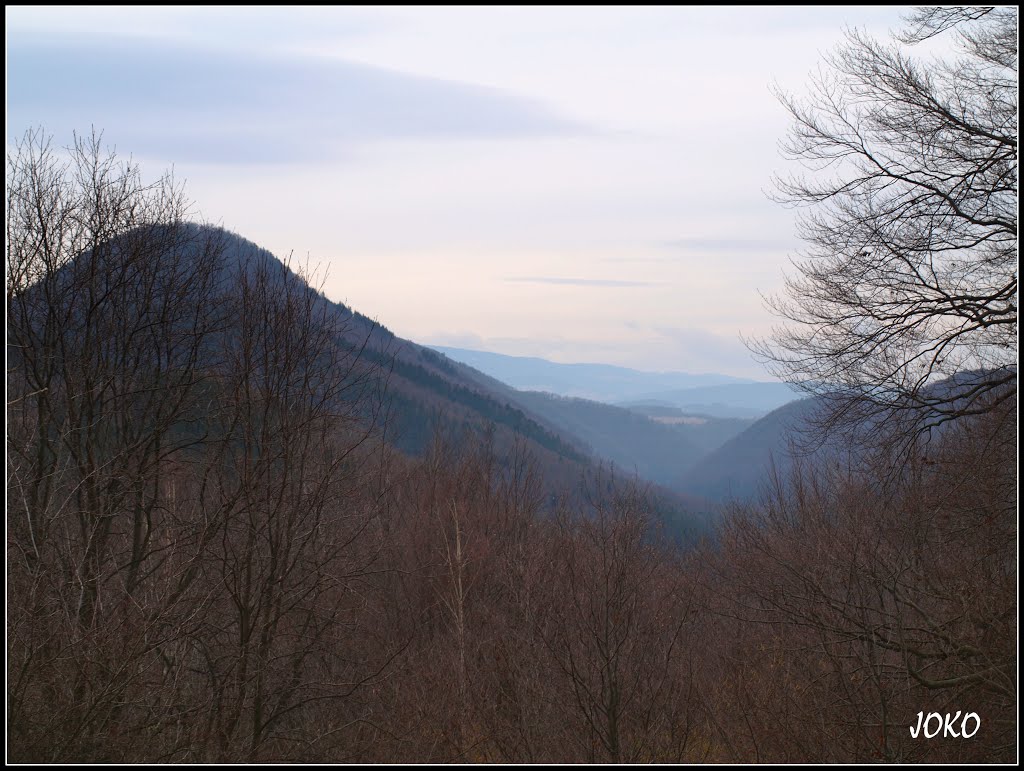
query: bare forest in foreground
7 6 1017 764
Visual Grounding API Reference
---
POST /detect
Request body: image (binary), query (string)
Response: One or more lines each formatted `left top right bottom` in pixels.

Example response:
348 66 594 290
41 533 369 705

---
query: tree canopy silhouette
755 7 1017 438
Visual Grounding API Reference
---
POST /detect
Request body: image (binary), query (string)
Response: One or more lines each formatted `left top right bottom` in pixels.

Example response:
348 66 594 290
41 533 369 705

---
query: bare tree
754 7 1017 440
7 129 392 762
539 473 701 763
698 399 1016 762
182 247 390 762
7 128 228 760
730 12 1017 758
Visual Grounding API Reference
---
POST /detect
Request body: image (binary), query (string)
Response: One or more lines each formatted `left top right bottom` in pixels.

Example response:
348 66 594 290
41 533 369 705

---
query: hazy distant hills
431 346 799 418
431 346 750 399
618 382 802 419
625 404 754 455
677 397 820 502
510 393 765 491
495 390 735 489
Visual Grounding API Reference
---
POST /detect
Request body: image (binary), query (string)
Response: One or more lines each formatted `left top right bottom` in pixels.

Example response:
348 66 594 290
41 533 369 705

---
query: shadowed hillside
677 398 819 502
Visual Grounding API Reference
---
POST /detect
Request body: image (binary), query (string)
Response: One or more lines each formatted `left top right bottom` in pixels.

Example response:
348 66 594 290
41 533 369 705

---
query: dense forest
6 6 1017 764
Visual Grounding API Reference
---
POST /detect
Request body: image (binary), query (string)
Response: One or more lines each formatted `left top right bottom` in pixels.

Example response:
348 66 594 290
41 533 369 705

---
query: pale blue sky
6 6 911 377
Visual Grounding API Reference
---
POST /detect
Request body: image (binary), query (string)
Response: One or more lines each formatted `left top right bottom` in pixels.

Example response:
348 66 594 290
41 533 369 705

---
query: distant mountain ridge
430 346 753 400
621 382 802 419
432 346 799 418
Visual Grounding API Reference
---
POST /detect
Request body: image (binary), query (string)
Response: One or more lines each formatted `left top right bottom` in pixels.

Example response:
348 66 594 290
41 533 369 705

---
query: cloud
663 237 796 252
7 39 586 164
504 276 661 287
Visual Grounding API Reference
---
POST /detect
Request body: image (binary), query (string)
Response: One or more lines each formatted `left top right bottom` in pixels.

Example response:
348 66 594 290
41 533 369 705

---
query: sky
6 6 912 378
